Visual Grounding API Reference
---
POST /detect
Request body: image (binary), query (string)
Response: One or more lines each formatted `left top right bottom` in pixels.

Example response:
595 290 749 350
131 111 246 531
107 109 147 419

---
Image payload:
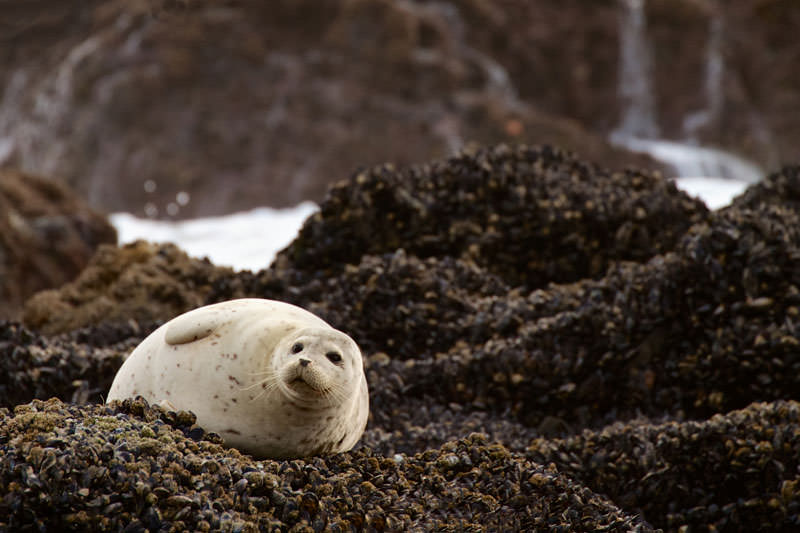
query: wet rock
277 144 708 290
729 164 800 210
528 401 800 530
0 170 116 320
27 144 706 335
0 322 130 408
0 398 650 532
4 150 800 531
22 241 232 335
358 202 800 437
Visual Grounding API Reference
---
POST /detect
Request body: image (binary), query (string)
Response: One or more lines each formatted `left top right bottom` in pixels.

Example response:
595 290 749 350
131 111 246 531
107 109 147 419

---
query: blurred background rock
1 0 795 219
0 169 116 319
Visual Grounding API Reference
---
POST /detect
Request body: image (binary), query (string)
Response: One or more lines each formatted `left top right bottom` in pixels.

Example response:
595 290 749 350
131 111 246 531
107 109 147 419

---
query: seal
106 298 369 459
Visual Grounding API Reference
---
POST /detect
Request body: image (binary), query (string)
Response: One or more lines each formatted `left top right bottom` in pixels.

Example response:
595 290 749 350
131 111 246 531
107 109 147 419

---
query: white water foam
617 137 763 184
109 175 748 273
673 176 748 210
110 202 318 272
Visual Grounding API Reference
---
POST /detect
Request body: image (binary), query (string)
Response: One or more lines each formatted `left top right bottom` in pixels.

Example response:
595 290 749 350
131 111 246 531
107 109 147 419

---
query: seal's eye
326 351 342 364
291 343 304 354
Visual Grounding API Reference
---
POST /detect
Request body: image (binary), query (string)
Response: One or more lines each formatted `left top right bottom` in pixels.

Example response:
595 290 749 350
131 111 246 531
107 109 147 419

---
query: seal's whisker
241 371 276 390
325 385 348 405
248 375 281 401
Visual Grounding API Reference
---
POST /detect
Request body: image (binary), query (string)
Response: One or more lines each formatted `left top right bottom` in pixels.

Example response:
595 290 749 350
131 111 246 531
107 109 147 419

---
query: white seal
107 298 369 459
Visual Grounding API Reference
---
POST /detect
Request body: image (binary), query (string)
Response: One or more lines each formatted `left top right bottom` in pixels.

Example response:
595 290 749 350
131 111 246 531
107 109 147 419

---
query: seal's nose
299 358 311 367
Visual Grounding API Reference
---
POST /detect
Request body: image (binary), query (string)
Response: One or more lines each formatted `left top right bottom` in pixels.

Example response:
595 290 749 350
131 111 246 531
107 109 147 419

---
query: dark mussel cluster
2 146 799 531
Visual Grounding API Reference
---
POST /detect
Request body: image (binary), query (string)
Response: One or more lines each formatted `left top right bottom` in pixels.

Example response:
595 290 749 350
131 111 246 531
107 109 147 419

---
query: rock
377 201 800 432
275 144 708 290
714 0 800 166
528 401 800 530
729 165 800 210
0 0 662 218
4 147 800 530
22 241 232 336
0 322 131 407
0 169 116 320
450 0 800 169
24 144 707 334
3 1 799 216
0 398 651 531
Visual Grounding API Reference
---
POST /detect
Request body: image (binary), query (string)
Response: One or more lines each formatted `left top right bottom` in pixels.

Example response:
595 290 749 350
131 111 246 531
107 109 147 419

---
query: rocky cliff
3 0 794 218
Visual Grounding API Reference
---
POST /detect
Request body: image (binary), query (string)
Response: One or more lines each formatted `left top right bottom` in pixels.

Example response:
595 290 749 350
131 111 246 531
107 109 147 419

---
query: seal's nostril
299 358 310 367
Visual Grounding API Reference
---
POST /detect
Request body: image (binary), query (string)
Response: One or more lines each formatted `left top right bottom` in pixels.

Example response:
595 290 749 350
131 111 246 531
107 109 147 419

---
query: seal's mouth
289 377 327 395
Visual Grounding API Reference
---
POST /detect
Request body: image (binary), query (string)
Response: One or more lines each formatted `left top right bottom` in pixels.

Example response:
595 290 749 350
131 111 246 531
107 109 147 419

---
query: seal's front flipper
164 305 231 345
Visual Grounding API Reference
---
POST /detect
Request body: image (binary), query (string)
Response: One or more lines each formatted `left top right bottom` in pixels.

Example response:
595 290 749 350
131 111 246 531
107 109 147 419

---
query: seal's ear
164 305 227 345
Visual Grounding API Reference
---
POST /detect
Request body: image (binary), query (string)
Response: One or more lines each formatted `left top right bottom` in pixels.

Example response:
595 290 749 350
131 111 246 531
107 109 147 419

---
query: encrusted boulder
0 170 116 320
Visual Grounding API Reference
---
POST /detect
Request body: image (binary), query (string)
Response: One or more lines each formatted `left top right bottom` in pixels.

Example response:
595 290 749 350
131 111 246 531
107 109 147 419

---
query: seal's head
274 327 363 408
